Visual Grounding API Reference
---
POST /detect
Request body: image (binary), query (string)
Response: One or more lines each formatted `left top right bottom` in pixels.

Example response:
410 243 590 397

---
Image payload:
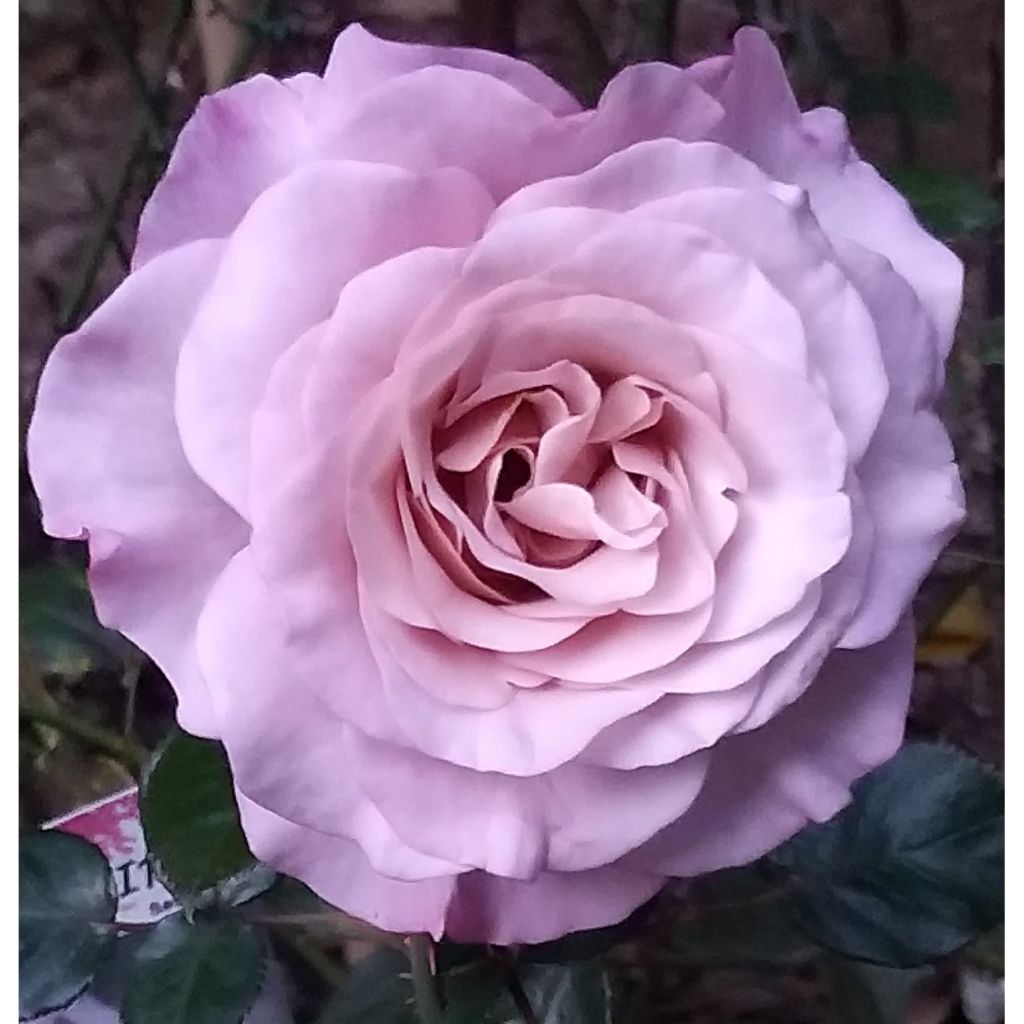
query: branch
20 700 147 774
405 935 444 1024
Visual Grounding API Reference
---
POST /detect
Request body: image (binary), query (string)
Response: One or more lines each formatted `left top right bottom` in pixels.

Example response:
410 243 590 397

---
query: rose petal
176 159 491 515
27 240 245 737
638 186 888 460
630 615 915 875
579 681 762 769
705 27 962 345
501 481 665 550
504 601 713 684
350 729 710 875
133 76 313 268
843 413 964 647
322 23 581 116
198 549 464 880
445 864 665 945
238 795 457 938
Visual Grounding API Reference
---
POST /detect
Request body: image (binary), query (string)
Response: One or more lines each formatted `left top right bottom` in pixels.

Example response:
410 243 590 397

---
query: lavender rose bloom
28 26 964 942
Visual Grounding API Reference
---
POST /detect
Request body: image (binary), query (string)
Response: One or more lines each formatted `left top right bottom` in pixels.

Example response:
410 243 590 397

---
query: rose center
494 449 533 503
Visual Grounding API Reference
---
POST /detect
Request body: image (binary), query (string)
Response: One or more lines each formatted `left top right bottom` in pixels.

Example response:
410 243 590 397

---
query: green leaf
515 962 616 1024
141 731 276 908
822 955 932 1024
772 742 1004 967
980 318 1005 367
440 964 506 1024
963 922 1004 975
122 915 267 1024
19 830 117 1021
668 867 818 968
314 948 415 1024
20 561 134 677
848 61 958 122
887 166 1002 239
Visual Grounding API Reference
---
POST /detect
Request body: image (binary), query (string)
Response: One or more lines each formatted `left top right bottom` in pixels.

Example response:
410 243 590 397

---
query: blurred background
19 2 1003 1021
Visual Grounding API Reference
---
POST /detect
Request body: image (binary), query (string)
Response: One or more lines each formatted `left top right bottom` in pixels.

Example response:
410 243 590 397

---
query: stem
246 912 405 948
58 0 193 331
275 929 348 987
90 0 168 146
405 935 444 1024
58 123 146 331
121 657 142 739
20 701 147 773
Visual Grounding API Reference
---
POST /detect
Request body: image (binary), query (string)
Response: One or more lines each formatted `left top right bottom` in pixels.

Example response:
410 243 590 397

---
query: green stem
21 700 147 773
275 929 348 987
405 935 444 1024
58 0 193 331
90 0 167 146
58 123 146 332
245 912 405 948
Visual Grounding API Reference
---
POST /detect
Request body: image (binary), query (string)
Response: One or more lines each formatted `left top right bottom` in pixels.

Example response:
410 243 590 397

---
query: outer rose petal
444 865 665 945
133 75 313 268
320 59 720 203
27 240 246 737
322 23 581 115
842 413 964 647
238 795 456 938
630 615 915 876
240 795 666 945
695 27 962 344
197 548 468 881
349 729 709 876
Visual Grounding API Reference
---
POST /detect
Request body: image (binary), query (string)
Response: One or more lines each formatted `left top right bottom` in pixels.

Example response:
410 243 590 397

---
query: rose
28 25 964 943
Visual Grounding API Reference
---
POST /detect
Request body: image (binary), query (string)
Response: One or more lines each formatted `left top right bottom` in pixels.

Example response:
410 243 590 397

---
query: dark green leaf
887 166 1002 239
440 964 506 1024
668 867 818 968
822 954 932 1024
141 731 275 907
516 962 616 1024
979 318 1005 366
19 830 117 1021
963 923 1004 975
772 742 1003 967
20 561 134 677
848 61 958 122
314 948 415 1024
122 915 267 1024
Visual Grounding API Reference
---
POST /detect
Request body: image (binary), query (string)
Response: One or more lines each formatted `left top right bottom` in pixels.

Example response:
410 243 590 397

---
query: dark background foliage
20 2 1003 1022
